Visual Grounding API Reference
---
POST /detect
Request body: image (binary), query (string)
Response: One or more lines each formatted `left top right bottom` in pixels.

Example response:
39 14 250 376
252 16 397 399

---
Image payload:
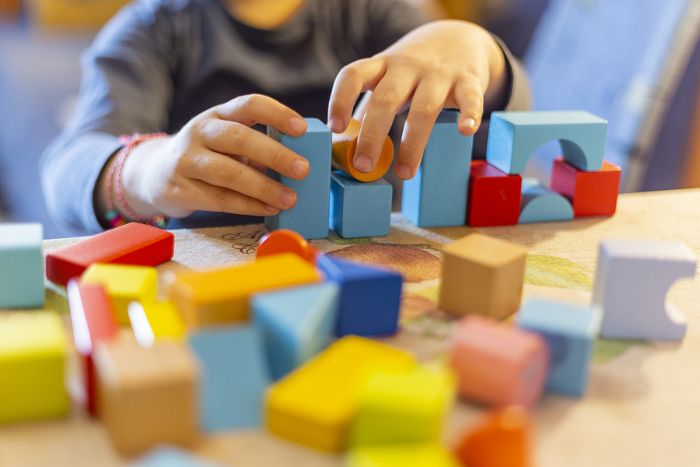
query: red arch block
551 158 621 217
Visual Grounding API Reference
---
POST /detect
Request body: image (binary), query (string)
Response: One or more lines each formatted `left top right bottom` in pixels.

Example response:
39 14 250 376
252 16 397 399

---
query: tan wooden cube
438 233 527 318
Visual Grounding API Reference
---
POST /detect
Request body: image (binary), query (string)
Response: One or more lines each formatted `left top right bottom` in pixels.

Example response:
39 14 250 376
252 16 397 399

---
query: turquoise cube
517 297 601 396
0 223 44 308
330 171 392 238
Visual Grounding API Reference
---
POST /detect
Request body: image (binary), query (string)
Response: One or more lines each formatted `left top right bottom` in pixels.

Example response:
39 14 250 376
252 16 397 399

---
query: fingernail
289 117 306 133
353 154 373 173
395 163 412 179
264 204 279 214
280 189 296 208
291 159 309 178
464 118 477 130
329 117 344 133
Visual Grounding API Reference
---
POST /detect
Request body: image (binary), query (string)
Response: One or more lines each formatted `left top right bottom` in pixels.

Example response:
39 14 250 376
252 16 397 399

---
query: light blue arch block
330 171 392 238
401 110 473 227
0 223 44 308
252 283 339 380
519 179 574 224
486 111 607 174
265 118 331 240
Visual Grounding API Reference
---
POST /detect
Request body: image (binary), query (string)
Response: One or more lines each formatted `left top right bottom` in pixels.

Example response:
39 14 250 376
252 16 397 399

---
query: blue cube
517 297 601 396
330 171 392 238
0 223 44 308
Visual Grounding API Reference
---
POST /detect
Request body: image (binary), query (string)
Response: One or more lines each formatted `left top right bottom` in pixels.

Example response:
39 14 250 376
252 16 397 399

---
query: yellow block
129 301 186 345
0 311 69 424
166 253 321 328
265 336 416 453
347 444 460 467
81 264 158 326
28 0 129 29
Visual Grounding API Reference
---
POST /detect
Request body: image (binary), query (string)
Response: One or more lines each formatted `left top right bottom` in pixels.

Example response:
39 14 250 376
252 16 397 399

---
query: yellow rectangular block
0 311 69 424
166 253 321 328
347 444 460 467
129 300 186 344
265 336 415 453
81 263 158 325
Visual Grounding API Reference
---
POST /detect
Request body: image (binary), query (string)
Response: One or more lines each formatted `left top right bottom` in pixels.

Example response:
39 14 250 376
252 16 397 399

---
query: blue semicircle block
519 179 574 224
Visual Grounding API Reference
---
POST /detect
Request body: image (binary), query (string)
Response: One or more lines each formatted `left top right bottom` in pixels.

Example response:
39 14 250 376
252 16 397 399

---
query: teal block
486 111 607 174
265 118 331 239
517 297 601 397
401 110 473 227
252 283 339 380
0 223 44 308
188 324 270 431
519 178 574 224
330 171 392 238
132 447 222 467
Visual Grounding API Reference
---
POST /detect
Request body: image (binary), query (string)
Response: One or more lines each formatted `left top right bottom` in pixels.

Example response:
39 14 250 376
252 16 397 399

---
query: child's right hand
103 94 311 220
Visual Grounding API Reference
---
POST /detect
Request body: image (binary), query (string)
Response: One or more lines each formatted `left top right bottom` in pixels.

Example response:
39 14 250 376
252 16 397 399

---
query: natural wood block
438 233 527 318
94 336 199 456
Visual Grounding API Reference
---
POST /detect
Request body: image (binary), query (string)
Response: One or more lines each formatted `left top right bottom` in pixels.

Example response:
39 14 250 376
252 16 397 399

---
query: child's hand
107 95 310 219
327 20 507 180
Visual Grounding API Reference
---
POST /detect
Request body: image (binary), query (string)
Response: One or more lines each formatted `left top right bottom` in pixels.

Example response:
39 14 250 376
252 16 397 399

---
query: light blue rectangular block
265 118 331 239
252 283 339 380
517 297 601 397
330 171 392 238
188 324 270 431
401 110 473 227
132 447 223 467
0 223 44 308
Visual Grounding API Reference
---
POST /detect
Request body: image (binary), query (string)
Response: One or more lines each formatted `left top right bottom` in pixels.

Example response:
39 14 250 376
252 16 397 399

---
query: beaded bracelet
104 133 169 229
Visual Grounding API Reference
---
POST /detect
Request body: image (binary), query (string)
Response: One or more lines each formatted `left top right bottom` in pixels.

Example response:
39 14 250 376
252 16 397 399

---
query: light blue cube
265 118 331 239
188 325 270 431
132 447 223 467
0 223 44 308
519 178 574 224
330 172 392 238
252 283 339 380
401 110 473 227
517 297 601 396
486 111 607 174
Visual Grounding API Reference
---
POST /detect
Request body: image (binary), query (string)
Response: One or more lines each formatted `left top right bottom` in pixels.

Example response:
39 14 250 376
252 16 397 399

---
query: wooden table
2 189 700 467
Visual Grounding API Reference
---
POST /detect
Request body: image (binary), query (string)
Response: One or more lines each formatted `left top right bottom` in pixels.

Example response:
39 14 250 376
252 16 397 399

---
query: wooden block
67 280 119 416
448 315 548 406
467 161 521 227
252 283 339 380
0 223 44 308
519 178 574 224
133 447 221 467
350 365 455 446
129 300 186 346
330 171 392 238
317 255 402 337
0 311 69 424
95 336 199 456
331 118 394 182
167 253 321 328
486 111 607 174
401 110 473 227
592 239 696 340
46 222 174 286
517 297 600 396
550 158 621 217
80 263 158 325
256 229 318 264
454 406 532 467
438 233 527 318
348 444 460 467
188 324 270 431
265 118 332 239
265 336 415 452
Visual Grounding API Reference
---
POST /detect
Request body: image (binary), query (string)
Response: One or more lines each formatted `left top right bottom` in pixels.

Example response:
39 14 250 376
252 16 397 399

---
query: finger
185 179 281 217
199 119 310 180
184 152 298 210
328 58 385 133
395 76 452 179
212 94 308 137
453 76 485 136
353 67 418 174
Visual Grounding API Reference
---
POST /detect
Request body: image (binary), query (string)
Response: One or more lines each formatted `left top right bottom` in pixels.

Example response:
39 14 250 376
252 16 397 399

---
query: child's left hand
327 20 507 180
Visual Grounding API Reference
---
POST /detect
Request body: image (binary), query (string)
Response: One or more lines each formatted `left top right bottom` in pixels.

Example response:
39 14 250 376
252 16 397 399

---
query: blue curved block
486 111 607 174
519 179 574 224
252 283 339 380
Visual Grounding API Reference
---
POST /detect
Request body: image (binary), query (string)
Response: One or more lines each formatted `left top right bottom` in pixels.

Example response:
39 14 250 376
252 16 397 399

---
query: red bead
550 158 621 217
467 161 522 227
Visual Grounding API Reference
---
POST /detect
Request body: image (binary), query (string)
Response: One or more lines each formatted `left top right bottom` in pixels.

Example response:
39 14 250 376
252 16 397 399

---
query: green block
0 223 44 308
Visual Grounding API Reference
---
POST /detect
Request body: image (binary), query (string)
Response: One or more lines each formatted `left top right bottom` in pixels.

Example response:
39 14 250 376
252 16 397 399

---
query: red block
46 223 174 285
467 161 522 227
67 281 119 416
550 158 621 217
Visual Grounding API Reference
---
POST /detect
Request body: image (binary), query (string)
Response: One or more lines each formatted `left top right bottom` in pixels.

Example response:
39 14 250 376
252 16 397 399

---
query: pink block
448 315 548 407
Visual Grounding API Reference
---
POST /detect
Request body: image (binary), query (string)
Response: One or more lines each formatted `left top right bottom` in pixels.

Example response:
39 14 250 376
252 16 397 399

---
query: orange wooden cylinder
331 119 394 182
257 229 318 264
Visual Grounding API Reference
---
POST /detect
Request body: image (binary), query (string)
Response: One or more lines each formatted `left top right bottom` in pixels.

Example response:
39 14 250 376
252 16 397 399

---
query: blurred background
0 0 699 238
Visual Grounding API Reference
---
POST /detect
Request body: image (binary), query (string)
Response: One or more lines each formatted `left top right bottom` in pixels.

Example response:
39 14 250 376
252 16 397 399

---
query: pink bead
448 315 548 407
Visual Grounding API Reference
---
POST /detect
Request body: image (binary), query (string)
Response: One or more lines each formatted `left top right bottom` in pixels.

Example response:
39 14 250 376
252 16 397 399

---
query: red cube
551 158 621 217
467 161 522 227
